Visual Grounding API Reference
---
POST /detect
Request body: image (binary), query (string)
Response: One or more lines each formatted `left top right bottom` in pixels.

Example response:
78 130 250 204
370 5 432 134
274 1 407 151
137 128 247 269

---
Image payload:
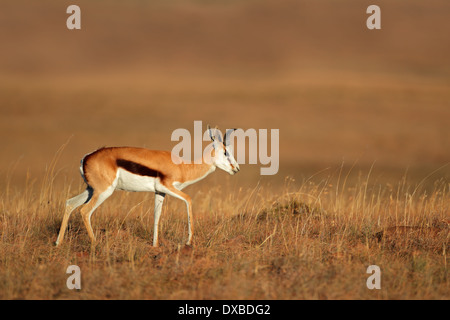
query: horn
223 128 237 146
207 124 215 141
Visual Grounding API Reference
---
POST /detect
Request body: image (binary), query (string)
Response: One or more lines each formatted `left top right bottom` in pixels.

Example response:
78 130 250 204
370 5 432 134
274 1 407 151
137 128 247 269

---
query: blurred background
0 0 449 188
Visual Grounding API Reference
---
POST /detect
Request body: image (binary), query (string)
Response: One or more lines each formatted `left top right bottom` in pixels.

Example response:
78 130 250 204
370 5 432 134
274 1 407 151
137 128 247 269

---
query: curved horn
223 128 237 146
207 124 215 141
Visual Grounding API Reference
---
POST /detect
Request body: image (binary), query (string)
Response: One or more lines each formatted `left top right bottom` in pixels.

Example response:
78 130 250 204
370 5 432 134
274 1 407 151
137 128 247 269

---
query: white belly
115 168 158 192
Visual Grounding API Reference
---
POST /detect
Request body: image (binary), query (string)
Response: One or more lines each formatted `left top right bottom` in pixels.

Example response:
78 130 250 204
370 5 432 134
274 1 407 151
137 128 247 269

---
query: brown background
1 0 449 187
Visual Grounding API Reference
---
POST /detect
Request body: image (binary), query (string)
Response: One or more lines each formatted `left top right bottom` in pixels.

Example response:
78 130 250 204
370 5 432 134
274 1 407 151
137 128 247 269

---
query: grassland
0 158 448 299
0 0 449 300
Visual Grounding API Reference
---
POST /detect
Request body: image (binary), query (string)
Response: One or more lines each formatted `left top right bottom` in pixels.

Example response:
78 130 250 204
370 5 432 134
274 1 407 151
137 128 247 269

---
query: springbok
55 125 239 247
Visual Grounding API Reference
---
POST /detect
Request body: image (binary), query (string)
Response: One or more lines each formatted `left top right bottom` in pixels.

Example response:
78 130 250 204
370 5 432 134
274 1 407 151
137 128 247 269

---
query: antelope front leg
160 186 193 246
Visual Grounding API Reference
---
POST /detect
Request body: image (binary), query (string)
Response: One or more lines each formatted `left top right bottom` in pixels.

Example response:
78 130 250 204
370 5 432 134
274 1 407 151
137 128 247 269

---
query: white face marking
212 142 240 175
206 126 240 175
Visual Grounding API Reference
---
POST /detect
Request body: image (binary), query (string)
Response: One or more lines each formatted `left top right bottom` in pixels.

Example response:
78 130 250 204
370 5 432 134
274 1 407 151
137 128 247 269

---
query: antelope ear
208 125 221 143
223 128 237 146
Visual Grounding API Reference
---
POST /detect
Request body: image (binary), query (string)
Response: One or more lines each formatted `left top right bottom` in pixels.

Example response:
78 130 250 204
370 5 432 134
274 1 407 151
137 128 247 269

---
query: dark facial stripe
116 159 162 178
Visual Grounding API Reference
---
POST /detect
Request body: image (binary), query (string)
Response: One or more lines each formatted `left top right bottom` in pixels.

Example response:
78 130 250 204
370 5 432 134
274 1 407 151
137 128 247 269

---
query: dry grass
0 162 448 300
0 0 449 300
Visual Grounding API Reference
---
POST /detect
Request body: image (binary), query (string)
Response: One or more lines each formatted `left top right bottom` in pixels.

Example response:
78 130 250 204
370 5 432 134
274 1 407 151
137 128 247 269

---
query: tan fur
56 125 239 247
83 147 213 189
56 146 222 247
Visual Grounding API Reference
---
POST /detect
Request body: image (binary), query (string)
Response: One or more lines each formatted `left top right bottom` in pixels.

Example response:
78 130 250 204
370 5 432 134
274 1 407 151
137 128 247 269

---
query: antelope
55 125 239 247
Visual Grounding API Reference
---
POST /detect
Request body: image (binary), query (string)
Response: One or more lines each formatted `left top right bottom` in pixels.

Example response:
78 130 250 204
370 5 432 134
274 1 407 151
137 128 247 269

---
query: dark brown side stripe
116 159 162 178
